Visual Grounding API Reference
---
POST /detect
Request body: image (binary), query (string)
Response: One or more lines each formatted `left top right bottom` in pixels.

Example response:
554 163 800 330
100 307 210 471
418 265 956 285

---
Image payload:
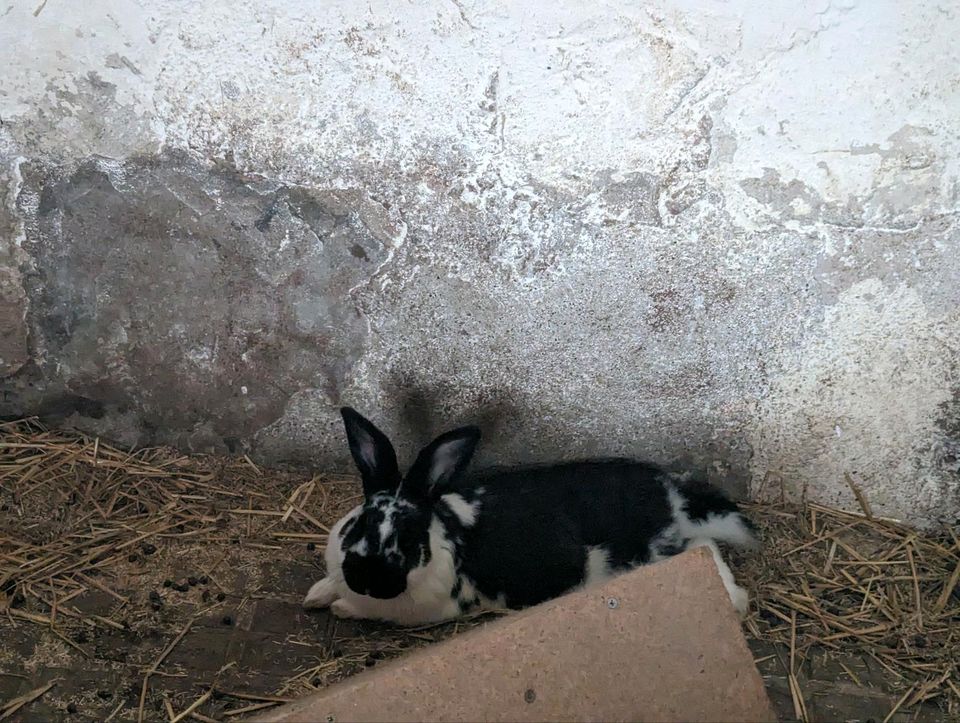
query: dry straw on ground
742 495 960 720
1 418 958 721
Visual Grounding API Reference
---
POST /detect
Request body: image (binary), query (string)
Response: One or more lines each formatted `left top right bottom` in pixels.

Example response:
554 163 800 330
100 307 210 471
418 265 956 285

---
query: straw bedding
1 419 957 721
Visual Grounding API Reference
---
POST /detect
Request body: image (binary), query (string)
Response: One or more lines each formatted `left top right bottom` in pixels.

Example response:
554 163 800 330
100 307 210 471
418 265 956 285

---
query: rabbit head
337 407 480 600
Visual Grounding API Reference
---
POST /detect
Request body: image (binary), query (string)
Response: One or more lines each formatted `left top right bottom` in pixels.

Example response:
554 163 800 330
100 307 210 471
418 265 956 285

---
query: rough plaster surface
1 1 958 525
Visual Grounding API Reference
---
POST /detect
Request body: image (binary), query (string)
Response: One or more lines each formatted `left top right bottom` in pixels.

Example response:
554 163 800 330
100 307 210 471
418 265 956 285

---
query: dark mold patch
934 388 960 514
0 169 30 378
0 266 29 377
14 151 387 450
36 394 106 420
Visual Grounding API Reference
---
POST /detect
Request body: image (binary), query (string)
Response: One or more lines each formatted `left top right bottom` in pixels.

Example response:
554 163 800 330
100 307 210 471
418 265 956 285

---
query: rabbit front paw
303 577 341 609
330 598 364 619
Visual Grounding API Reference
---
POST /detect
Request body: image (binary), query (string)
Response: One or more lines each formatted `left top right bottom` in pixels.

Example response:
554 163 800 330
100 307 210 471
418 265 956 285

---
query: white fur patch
457 576 477 604
583 546 612 587
350 537 368 556
378 507 395 543
694 512 757 548
440 493 479 527
687 538 749 616
666 485 687 525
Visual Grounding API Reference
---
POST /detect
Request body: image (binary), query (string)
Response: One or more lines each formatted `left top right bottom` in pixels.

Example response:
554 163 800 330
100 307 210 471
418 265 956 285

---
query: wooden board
255 547 775 722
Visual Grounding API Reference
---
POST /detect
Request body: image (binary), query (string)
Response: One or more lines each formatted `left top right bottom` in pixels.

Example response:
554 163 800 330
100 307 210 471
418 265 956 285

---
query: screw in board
607 597 619 609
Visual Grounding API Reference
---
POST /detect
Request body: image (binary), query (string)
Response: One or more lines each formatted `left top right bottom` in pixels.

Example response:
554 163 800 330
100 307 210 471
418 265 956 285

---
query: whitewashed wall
1 1 958 525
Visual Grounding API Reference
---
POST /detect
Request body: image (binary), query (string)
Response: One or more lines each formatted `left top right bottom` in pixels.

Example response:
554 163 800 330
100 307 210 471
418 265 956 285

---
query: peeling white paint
750 280 959 526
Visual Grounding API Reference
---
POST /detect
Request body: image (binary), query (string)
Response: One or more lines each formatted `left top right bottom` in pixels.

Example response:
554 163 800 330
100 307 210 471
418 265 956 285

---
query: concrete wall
1 1 958 526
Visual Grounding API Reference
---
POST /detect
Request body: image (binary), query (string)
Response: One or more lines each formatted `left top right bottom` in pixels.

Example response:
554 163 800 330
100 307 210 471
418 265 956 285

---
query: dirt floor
1 420 958 722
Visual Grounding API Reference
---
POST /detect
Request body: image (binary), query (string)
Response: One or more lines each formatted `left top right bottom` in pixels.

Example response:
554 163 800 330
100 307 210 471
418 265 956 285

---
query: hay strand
0 679 58 720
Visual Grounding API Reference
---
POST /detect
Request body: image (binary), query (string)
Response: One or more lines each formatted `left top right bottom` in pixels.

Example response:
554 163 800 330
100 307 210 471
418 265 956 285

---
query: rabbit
303 407 758 625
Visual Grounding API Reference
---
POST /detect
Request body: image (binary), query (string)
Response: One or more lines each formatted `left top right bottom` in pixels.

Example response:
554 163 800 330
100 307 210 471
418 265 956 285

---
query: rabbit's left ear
340 407 401 498
404 426 481 498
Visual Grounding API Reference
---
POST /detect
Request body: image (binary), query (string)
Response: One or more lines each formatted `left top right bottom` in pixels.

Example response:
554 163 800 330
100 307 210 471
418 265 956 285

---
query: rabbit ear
340 407 401 498
405 426 481 497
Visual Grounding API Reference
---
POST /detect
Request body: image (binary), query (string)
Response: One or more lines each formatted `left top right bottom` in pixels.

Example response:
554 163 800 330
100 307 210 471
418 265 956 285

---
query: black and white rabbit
303 407 758 625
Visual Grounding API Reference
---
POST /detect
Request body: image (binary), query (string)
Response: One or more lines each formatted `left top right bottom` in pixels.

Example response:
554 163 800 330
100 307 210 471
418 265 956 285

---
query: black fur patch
455 459 677 608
